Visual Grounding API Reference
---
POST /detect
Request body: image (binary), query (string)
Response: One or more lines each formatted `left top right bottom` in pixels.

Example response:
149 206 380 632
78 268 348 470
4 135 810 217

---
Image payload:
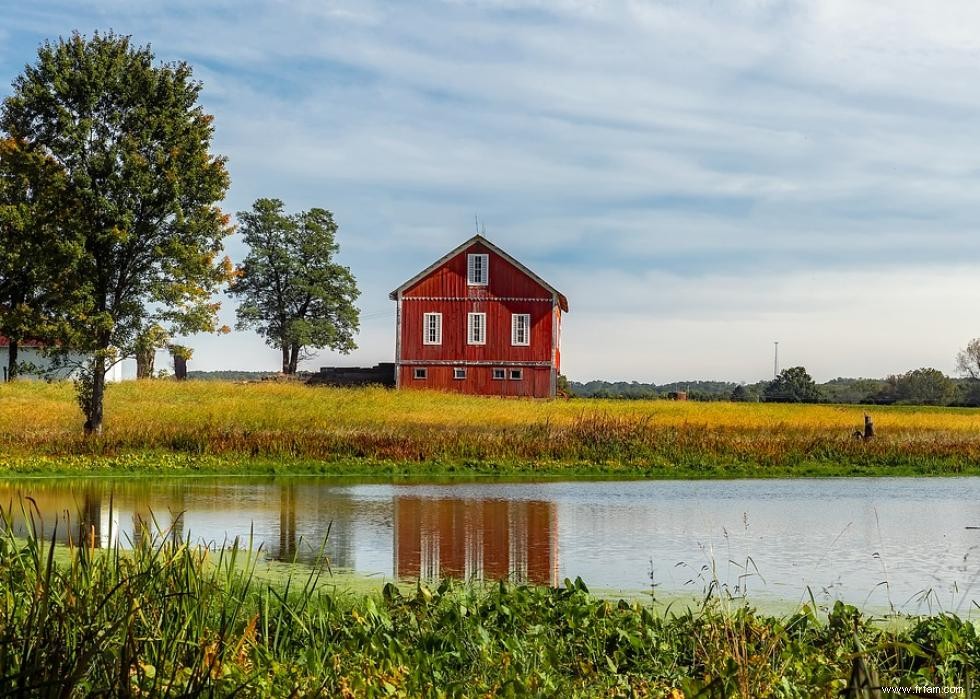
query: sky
3 0 980 383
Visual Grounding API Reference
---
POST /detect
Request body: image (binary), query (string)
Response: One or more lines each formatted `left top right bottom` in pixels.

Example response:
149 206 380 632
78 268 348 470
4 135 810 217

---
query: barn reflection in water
0 481 560 586
394 497 558 585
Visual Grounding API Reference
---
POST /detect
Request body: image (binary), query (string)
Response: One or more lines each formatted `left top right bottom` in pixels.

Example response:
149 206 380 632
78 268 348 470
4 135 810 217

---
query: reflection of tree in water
395 498 558 586
131 488 186 548
76 489 103 549
0 483 108 549
0 481 188 551
268 484 355 569
278 485 297 560
1 480 365 570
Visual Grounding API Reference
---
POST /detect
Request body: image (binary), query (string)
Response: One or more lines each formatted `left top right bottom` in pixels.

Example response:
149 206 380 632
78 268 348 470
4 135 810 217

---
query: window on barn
492 368 505 380
511 314 530 346
453 367 466 380
467 254 489 286
467 312 486 345
414 368 428 380
422 312 442 345
509 369 523 380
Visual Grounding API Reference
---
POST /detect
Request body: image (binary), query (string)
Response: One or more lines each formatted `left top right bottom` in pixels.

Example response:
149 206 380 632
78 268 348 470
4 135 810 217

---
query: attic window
467 254 489 286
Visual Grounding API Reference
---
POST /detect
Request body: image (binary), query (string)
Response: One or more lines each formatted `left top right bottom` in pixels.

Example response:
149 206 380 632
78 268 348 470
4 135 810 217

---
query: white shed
0 337 127 382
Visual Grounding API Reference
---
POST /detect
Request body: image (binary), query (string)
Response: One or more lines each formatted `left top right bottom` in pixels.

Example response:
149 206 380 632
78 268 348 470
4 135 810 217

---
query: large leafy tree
762 366 823 403
1 32 232 432
229 198 359 374
0 137 82 380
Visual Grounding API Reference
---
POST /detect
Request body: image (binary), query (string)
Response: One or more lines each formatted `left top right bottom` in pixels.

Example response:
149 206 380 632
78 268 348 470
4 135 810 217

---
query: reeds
0 504 977 697
2 381 980 474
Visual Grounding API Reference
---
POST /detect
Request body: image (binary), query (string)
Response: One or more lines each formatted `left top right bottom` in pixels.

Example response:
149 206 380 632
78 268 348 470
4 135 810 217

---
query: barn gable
389 235 569 312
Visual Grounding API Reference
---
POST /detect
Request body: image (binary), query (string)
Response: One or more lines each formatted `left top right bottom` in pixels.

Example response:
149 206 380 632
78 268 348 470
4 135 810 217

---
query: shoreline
3 453 980 479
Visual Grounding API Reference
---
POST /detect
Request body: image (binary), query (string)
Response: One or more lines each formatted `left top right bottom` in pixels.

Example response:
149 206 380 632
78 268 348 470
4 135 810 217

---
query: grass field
3 380 980 476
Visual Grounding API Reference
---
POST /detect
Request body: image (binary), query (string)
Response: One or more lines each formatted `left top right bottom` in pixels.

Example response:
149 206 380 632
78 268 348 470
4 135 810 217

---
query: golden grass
2 380 980 472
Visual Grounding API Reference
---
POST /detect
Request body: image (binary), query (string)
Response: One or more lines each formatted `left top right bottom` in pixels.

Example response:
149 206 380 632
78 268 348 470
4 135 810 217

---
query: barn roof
389 235 569 312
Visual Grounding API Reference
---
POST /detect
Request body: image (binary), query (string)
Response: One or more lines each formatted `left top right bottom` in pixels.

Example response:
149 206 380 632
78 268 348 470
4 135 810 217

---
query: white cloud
4 0 980 381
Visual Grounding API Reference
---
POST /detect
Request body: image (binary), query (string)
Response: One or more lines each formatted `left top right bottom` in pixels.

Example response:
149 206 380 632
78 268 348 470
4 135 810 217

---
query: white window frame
453 367 466 380
422 312 442 345
492 368 505 380
414 367 428 380
511 313 530 346
467 312 486 345
467 254 489 286
509 369 523 381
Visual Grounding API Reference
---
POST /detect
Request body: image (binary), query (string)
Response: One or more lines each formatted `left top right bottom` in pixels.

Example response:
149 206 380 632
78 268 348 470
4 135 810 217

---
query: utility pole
773 341 779 379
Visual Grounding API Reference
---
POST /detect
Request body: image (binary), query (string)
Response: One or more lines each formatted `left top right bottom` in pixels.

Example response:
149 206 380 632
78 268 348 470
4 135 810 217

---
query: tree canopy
229 198 360 374
762 366 823 403
872 368 957 406
0 137 82 380
1 31 232 431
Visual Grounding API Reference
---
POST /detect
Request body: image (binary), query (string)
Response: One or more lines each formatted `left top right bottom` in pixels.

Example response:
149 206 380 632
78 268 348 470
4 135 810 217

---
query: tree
873 368 955 406
1 32 232 431
0 137 81 380
169 344 192 380
730 384 758 402
134 324 170 379
556 373 572 398
953 340 980 406
762 366 822 403
229 199 360 374
956 339 980 380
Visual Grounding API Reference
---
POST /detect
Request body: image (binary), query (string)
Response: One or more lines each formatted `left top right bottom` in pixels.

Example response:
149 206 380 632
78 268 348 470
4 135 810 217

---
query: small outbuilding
389 235 567 398
0 337 126 382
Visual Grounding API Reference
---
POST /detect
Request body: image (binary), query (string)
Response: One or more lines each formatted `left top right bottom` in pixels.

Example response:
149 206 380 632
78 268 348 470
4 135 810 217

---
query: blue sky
3 0 980 382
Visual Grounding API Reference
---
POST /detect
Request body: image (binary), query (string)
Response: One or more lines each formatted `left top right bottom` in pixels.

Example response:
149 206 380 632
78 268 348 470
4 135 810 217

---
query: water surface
4 476 979 612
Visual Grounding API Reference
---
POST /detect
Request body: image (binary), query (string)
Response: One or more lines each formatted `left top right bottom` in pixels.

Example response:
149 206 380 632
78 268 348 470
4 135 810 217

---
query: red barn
389 235 568 398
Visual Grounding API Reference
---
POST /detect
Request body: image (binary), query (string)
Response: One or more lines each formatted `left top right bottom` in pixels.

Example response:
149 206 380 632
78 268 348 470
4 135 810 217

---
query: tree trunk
173 356 187 380
84 351 106 436
136 349 155 379
281 345 291 374
288 344 300 375
6 339 17 382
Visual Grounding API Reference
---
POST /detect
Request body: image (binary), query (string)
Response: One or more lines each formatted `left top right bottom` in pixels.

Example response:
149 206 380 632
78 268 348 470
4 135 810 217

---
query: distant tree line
186 370 279 382
569 380 735 401
571 339 980 406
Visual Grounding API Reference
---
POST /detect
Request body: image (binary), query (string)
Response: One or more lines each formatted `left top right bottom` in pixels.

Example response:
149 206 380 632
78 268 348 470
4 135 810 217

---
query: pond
4 476 979 612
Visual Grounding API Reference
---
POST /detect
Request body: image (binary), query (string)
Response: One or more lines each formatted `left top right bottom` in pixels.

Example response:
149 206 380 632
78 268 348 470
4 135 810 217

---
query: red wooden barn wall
393 240 563 398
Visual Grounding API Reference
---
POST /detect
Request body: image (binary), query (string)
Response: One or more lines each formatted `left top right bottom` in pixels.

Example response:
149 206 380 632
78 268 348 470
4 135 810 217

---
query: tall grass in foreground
0 503 978 697
3 381 980 473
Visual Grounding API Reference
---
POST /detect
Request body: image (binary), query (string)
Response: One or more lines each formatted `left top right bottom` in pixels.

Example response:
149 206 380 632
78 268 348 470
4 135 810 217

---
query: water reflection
2 481 559 584
3 476 980 611
395 497 558 585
